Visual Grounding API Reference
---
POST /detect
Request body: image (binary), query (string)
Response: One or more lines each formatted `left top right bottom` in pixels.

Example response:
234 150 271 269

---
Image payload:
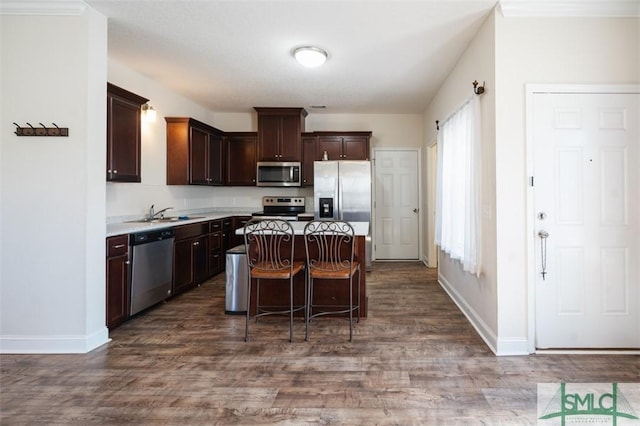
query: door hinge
530 176 534 187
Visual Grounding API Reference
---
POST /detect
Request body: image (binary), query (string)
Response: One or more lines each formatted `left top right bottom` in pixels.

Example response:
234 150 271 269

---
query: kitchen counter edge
106 212 246 237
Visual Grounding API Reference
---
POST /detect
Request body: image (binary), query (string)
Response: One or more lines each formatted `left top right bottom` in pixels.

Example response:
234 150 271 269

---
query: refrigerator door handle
338 177 343 220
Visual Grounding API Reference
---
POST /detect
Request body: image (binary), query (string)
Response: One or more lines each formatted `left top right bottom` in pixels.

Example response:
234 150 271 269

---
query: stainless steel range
251 196 305 221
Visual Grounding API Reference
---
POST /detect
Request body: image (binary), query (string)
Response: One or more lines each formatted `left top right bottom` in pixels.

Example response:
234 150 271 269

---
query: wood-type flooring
1 262 638 425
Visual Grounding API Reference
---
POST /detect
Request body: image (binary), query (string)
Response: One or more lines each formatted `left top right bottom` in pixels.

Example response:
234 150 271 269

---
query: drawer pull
112 244 126 249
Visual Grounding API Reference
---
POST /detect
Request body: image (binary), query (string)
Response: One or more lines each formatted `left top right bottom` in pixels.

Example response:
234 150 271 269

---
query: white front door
374 149 420 260
533 91 639 349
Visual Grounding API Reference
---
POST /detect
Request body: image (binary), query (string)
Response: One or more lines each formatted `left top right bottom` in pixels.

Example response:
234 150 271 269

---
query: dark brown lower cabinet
208 219 224 277
232 216 251 247
106 234 129 328
209 216 237 276
173 223 209 296
221 217 234 253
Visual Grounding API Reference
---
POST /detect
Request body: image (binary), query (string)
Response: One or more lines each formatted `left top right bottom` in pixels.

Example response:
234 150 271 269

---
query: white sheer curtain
435 95 482 276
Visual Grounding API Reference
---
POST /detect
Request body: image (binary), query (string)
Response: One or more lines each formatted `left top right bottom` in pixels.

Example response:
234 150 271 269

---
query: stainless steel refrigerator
314 160 372 270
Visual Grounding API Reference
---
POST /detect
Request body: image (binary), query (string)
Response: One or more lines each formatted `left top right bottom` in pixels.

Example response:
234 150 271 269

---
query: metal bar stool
244 219 306 342
303 220 361 341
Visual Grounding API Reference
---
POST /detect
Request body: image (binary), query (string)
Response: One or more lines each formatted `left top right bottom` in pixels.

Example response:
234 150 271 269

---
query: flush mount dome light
293 46 328 68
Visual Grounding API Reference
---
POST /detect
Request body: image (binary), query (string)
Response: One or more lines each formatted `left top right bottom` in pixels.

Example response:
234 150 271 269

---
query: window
434 96 482 276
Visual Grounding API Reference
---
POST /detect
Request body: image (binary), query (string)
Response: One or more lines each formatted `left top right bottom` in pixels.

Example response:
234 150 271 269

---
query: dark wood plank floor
2 262 638 425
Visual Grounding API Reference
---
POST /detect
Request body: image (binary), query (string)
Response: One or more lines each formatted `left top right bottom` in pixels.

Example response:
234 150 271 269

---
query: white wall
0 7 109 353
423 10 499 351
423 11 639 356
494 15 640 353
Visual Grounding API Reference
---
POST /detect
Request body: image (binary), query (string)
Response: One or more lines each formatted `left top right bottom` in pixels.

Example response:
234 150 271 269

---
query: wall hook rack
472 80 485 95
13 122 69 137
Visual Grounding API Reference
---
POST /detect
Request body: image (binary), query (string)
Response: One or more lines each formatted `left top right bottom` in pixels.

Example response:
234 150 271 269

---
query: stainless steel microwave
256 162 301 187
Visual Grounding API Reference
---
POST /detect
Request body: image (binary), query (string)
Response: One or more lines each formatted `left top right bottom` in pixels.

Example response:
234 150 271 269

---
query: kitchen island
237 221 369 317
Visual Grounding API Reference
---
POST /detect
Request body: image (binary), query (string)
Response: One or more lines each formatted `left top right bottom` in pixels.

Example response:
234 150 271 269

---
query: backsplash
106 183 313 223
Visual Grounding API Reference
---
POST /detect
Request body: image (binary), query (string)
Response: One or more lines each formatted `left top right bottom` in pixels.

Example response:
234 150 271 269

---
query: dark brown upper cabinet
166 117 224 186
106 83 148 182
301 132 317 187
225 132 257 186
255 107 307 162
316 131 372 161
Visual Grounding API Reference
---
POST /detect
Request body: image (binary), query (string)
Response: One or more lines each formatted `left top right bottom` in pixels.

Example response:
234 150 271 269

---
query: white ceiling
86 0 498 114
3 0 635 114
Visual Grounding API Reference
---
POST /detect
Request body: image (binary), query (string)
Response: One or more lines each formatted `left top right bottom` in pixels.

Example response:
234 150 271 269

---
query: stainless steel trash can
225 244 248 314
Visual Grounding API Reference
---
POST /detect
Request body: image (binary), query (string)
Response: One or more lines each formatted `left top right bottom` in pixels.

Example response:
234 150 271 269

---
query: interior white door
374 149 419 259
533 92 639 349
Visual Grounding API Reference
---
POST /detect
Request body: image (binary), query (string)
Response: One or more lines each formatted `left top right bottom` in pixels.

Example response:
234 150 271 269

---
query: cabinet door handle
125 260 130 265
193 241 199 246
113 170 118 174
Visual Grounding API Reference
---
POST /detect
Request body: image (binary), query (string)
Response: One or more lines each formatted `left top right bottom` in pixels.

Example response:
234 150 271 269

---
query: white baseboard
496 337 529 356
0 327 109 354
536 349 640 355
438 274 529 356
438 274 498 355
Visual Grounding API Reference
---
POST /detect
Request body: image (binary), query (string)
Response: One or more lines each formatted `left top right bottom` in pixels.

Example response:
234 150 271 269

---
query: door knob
413 208 419 213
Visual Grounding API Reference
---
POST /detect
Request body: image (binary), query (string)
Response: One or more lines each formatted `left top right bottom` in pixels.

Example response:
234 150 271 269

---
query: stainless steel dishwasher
130 228 174 315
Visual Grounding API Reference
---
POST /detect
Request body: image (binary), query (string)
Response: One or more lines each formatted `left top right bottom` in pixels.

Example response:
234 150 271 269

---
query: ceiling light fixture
293 46 328 68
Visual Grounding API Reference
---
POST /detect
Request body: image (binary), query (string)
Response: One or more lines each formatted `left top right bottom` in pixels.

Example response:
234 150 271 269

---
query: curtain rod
436 80 485 130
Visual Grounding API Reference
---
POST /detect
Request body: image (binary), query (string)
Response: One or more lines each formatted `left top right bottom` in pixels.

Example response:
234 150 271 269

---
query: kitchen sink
126 216 205 224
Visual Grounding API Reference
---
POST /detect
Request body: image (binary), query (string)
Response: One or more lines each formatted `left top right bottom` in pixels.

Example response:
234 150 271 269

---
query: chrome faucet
146 204 173 220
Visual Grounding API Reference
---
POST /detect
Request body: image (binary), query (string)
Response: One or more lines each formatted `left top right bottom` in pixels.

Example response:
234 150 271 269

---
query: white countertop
106 212 240 237
107 213 369 238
